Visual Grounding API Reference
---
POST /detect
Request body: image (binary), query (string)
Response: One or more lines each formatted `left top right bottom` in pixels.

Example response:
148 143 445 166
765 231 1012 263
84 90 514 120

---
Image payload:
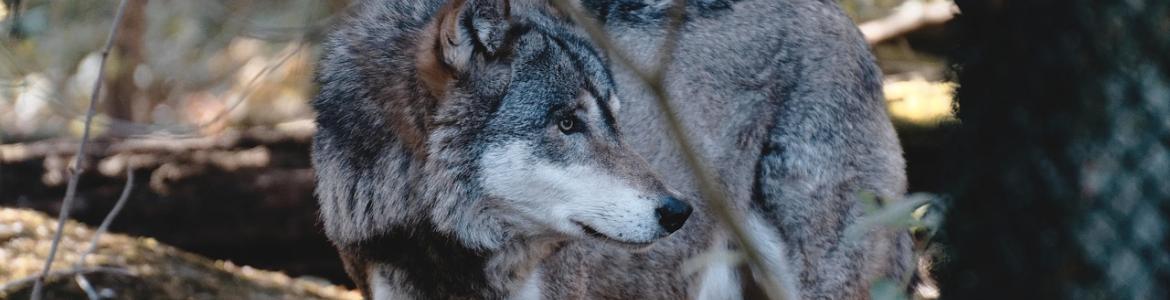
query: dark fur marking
354 227 491 299
537 29 619 133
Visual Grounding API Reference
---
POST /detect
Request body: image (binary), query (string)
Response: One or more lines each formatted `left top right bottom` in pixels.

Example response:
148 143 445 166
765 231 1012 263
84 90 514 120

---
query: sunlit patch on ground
885 78 957 126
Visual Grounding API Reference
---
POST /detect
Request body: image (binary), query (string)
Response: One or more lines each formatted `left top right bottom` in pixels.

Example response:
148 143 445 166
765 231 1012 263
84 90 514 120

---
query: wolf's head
313 0 690 252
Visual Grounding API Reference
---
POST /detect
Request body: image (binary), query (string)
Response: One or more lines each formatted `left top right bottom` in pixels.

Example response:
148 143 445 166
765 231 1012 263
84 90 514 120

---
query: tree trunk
103 0 149 125
938 0 1170 298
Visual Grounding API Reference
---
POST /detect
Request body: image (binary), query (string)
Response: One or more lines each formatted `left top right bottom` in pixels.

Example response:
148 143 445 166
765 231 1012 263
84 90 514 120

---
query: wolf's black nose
656 197 692 233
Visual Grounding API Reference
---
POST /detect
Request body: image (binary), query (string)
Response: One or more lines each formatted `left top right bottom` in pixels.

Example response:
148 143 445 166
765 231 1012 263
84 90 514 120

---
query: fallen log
0 208 359 299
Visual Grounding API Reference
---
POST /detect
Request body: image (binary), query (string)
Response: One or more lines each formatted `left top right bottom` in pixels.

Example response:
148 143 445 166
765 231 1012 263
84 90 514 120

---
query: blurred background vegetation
0 0 955 143
0 0 959 297
0 0 351 142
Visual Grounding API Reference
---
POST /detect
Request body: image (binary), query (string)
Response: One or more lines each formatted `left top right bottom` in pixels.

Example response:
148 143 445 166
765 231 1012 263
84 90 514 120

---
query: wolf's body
311 0 911 299
550 0 914 298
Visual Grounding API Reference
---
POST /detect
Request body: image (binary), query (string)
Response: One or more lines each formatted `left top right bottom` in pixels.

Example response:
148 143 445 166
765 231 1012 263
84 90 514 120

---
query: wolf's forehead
520 21 615 100
553 35 615 100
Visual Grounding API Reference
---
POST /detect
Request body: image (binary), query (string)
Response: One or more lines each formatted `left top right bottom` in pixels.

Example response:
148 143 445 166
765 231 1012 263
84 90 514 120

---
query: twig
71 169 134 300
859 0 958 45
191 42 306 133
73 274 101 300
144 0 316 138
16 0 340 139
547 1 788 299
76 169 135 266
30 1 132 299
149 0 318 138
0 123 316 164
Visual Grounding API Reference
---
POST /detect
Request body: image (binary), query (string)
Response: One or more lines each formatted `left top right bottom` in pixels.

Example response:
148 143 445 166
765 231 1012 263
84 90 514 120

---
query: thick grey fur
311 0 912 298
556 0 914 298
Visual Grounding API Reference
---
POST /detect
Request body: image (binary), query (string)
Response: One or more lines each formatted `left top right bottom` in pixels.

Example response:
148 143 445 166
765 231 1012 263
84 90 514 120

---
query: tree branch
30 0 133 299
0 122 315 164
71 169 135 300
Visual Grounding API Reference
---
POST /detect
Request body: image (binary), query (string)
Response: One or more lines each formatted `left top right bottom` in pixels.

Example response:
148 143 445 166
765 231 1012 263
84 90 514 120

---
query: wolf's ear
440 0 511 70
420 0 510 96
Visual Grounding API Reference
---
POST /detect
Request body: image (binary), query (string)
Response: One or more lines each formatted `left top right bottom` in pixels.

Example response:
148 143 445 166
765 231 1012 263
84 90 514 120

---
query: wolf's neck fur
358 226 565 299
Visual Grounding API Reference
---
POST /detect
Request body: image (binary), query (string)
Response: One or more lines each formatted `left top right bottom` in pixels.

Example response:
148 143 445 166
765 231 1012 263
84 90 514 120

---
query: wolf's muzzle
655 197 693 233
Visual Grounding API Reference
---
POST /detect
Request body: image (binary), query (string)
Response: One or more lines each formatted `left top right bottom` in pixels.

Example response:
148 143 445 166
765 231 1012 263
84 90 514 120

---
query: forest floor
0 208 359 300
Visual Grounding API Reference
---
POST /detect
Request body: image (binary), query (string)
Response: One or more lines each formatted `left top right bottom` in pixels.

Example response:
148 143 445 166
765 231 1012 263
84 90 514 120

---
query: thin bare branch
71 169 134 300
191 43 306 133
546 1 788 299
30 0 133 299
73 274 100 300
651 0 685 82
76 169 136 266
9 0 347 140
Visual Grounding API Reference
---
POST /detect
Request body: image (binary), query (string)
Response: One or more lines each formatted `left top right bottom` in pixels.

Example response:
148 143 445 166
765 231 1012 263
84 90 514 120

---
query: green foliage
847 192 936 243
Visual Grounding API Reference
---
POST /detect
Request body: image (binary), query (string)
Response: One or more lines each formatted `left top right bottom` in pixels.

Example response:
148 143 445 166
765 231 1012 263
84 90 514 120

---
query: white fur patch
479 142 662 243
607 95 621 113
509 267 543 300
693 217 802 300
744 214 803 300
694 240 743 300
371 269 416 300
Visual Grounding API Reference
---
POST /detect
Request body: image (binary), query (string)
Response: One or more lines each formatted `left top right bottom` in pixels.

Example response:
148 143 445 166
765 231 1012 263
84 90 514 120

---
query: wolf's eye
558 117 577 133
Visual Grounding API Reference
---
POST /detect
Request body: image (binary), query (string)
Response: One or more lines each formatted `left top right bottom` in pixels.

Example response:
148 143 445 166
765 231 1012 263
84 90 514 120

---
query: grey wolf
311 0 911 298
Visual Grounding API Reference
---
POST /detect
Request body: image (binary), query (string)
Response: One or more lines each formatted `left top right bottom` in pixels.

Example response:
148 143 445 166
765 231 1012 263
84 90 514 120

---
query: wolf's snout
655 197 692 233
